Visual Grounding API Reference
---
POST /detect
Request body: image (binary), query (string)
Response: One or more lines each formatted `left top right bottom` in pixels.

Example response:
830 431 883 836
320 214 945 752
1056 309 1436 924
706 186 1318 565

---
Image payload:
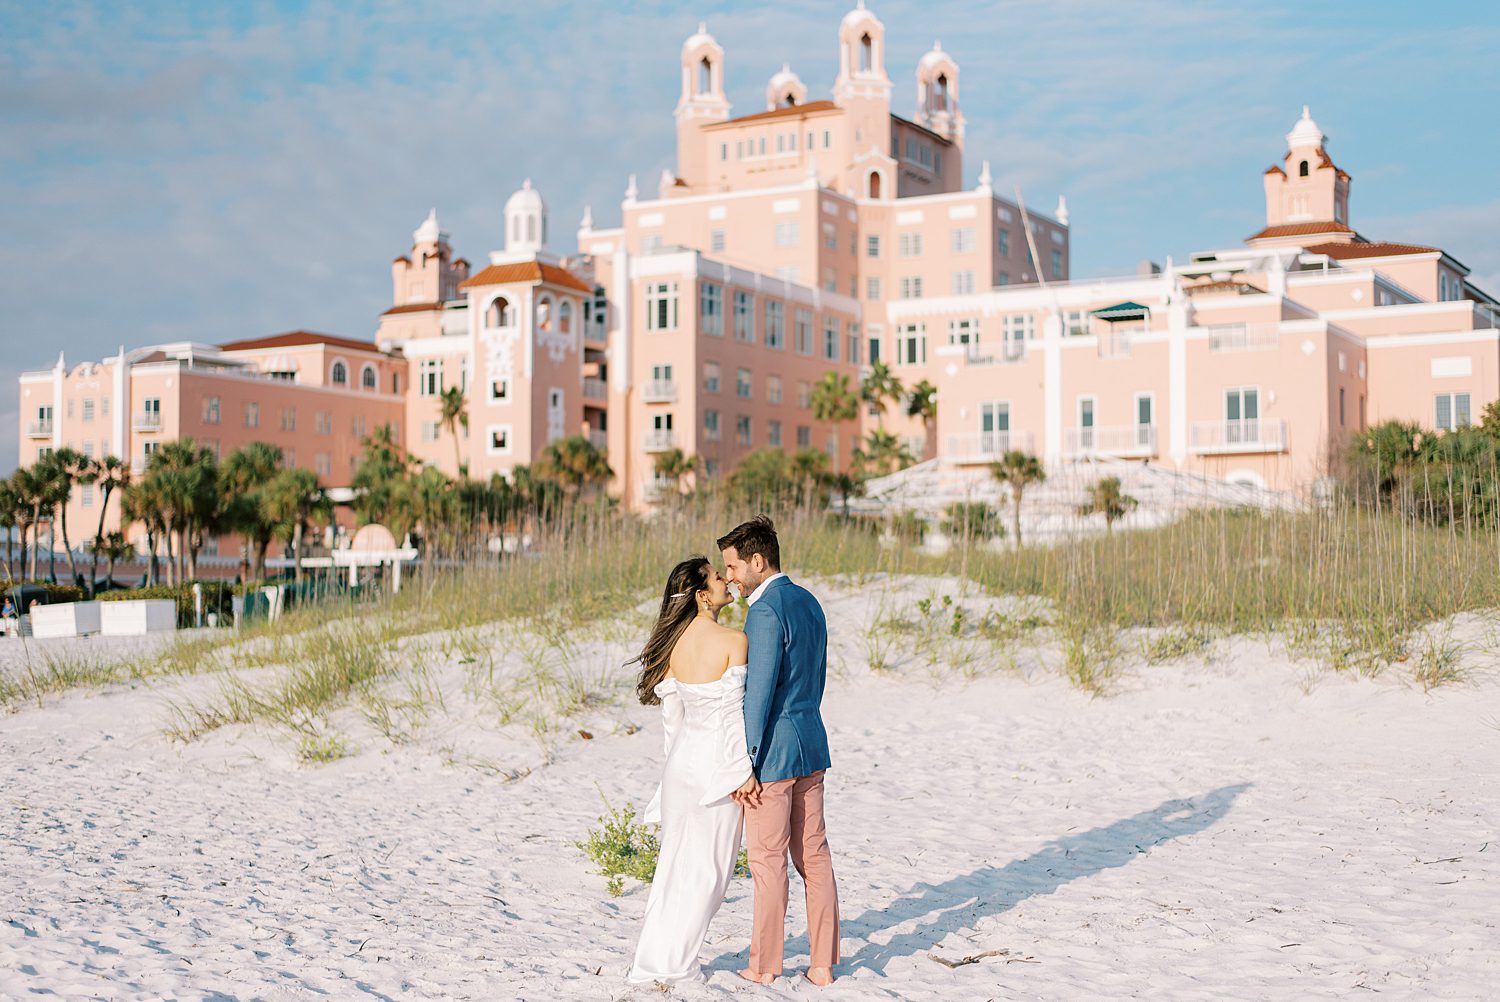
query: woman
627 556 754 984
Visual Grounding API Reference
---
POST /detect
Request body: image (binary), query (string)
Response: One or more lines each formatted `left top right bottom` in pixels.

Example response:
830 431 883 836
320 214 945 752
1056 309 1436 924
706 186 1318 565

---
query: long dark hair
630 556 711 705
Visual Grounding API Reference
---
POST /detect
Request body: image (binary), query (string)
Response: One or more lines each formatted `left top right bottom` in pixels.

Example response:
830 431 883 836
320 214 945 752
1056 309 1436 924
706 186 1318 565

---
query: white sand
1 579 1497 1000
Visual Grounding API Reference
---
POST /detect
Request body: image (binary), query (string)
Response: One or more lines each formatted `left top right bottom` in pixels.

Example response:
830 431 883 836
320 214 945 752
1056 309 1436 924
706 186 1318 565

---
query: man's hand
732 774 762 808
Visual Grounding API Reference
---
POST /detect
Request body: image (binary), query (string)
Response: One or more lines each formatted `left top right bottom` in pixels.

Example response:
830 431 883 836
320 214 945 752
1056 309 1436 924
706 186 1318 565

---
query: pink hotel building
17 5 1500 555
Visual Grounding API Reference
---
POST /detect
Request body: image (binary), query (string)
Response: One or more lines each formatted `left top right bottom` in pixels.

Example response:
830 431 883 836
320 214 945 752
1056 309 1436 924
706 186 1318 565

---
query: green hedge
2 581 87 604
100 582 236 628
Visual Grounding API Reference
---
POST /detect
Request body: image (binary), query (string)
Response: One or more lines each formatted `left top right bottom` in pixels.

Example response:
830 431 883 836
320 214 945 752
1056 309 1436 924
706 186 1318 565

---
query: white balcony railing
1065 424 1158 458
131 458 148 475
944 430 1037 463
643 430 677 453
583 377 608 402
587 429 608 451
133 412 162 432
959 341 1026 365
643 380 678 404
26 420 53 438
1097 326 1139 359
1204 323 1281 352
641 474 680 501
1189 419 1289 454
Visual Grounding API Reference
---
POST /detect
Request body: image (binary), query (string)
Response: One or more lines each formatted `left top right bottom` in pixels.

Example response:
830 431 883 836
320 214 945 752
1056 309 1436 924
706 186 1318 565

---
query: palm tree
905 379 938 460
81 455 130 595
220 442 284 581
42 447 91 586
824 470 865 518
860 360 904 429
537 434 614 502
0 477 20 581
439 386 469 478
405 465 454 572
86 532 135 589
138 440 219 584
1078 476 1139 534
119 479 165 586
352 423 413 529
11 464 49 580
652 448 698 499
854 428 914 477
262 468 329 584
990 450 1046 548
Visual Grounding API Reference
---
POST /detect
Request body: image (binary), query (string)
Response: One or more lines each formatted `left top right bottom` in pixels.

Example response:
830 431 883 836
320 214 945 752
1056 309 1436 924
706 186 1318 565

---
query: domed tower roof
841 0 880 33
918 39 951 72
682 20 719 55
766 64 807 109
1286 105 1326 150
412 207 447 246
504 179 548 253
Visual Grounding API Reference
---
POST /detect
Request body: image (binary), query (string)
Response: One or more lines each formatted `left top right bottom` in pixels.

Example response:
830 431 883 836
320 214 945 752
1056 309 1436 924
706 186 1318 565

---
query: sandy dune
2 580 1497 1000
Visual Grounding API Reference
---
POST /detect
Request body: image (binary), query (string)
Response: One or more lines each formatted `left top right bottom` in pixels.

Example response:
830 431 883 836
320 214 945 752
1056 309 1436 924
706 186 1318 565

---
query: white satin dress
628 664 753 984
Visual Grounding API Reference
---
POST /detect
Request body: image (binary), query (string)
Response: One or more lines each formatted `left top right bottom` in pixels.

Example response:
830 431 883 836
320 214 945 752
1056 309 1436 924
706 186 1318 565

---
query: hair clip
670 591 689 599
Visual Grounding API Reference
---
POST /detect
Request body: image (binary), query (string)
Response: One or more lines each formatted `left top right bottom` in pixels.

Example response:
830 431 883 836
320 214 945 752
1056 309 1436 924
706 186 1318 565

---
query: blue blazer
743 576 832 784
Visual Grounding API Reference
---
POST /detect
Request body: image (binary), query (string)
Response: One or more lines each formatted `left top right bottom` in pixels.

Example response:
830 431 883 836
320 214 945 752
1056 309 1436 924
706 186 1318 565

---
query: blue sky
2 0 1497 473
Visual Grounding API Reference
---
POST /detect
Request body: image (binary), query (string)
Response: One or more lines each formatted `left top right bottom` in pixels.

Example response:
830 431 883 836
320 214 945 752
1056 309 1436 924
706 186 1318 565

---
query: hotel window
650 363 674 386
1435 392 1471 431
316 411 332 435
898 232 922 257
331 361 347 385
734 291 754 342
797 425 811 448
768 420 783 448
81 484 94 508
1136 394 1155 447
704 409 721 440
823 267 837 293
316 453 331 477
420 358 442 396
951 271 975 295
867 277 882 301
487 426 512 455
280 407 296 432
948 318 979 346
1051 249 1063 276
758 137 765 155
489 378 510 402
101 398 108 416
559 301 573 333
244 402 259 428
352 415 366 439
719 143 728 161
849 231 858 256
737 368 752 398
896 324 927 366
868 327 882 364
700 282 724 336
647 282 678 331
764 301 785 349
998 272 1011 286
822 130 830 148
823 319 839 360
981 402 1010 441
797 381 811 408
82 399 95 422
997 229 1010 256
1064 310 1090 337
768 375 783 405
1078 397 1096 448
899 276 923 300
67 400 74 418
951 227 976 253
1339 387 1346 427
703 362 721 394
650 412 673 437
283 448 295 468
1225 387 1260 441
711 228 726 254
847 323 861 365
795 308 814 355
823 222 837 250
361 364 377 390
202 396 220 424
736 415 752 447
774 220 799 247
867 235 881 257
1003 314 1035 342
485 296 513 328
422 421 440 442
82 440 94 458
736 140 743 158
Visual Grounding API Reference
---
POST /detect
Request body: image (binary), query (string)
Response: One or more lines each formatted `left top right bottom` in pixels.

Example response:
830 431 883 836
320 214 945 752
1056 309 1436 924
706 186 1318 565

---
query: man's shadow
710 783 1249 977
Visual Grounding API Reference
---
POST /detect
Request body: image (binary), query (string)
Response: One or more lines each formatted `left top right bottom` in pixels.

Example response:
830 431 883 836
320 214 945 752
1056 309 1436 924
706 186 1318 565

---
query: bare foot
803 967 835 987
737 968 776 985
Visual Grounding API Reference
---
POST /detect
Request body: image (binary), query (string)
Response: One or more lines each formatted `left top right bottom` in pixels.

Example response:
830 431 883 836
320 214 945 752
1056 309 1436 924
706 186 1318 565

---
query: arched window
330 360 347 385
559 301 573 333
782 92 797 108
361 364 377 390
511 217 520 244
527 214 537 244
698 57 712 95
486 296 513 328
537 296 553 331
868 170 882 199
1299 160 1309 177
859 33 872 73
934 74 948 111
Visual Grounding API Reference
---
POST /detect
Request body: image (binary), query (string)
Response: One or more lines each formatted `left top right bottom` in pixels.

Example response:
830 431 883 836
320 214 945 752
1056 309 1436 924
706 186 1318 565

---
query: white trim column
112 346 128 459
1042 310 1062 461
51 352 64 450
1168 297 1189 466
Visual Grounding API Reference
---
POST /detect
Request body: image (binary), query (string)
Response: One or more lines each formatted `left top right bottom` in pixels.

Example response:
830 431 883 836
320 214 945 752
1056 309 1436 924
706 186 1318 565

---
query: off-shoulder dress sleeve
644 686 684 824
698 665 753 807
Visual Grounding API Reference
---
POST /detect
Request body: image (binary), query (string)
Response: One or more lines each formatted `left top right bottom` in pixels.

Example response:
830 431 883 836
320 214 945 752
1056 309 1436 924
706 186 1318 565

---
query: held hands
731 774 762 808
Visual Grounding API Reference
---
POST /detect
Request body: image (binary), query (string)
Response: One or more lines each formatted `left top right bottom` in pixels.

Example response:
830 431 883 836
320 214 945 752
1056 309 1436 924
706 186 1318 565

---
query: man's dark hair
717 514 780 571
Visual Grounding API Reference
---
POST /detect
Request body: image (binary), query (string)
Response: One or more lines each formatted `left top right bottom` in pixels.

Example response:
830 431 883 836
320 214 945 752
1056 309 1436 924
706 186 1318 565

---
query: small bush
5 581 86 604
942 502 1003 542
100 582 235 628
1143 627 1214 665
577 801 660 896
297 731 349 764
890 511 927 544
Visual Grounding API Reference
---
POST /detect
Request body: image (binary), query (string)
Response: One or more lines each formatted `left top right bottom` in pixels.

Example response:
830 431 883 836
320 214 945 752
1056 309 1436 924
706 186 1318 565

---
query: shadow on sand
709 783 1249 977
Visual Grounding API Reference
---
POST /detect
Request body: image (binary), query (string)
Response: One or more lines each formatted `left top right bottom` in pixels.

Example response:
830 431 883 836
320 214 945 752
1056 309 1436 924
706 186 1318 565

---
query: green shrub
942 501 1003 541
576 801 660 896
890 511 927 544
100 582 235 628
4 581 87 604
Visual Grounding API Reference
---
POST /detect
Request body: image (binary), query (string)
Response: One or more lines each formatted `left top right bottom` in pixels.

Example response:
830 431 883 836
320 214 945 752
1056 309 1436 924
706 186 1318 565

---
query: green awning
1092 301 1150 321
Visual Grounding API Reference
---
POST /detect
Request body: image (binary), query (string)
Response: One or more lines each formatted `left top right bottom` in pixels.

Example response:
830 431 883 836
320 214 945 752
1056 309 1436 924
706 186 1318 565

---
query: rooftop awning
1092 301 1151 321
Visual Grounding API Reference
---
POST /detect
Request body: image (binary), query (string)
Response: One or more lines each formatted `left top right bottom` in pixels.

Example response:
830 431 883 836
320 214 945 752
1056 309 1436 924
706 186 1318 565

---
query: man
718 515 840 987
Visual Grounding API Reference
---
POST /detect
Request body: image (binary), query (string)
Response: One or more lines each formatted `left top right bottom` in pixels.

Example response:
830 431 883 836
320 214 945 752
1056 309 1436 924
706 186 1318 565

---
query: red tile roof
219 330 385 354
1264 165 1286 176
710 100 839 128
1246 221 1356 241
1304 240 1440 260
380 301 443 316
459 261 591 293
